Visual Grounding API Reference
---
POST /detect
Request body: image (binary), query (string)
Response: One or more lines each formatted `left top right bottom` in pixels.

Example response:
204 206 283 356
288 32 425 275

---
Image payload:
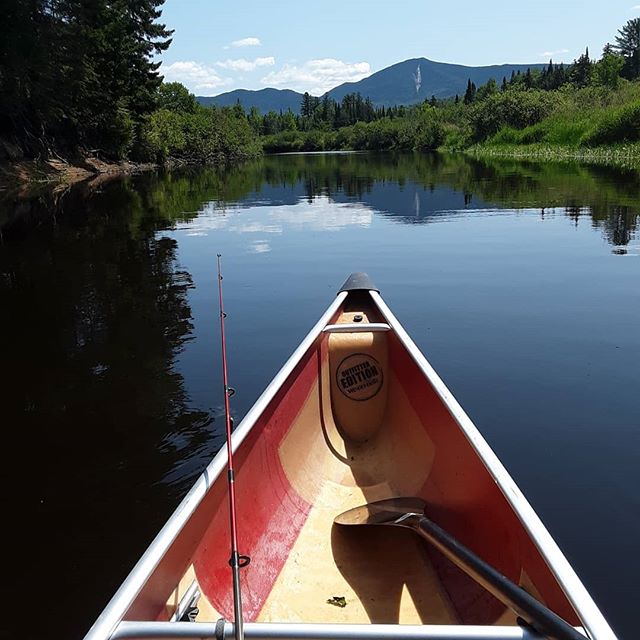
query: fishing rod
216 254 249 640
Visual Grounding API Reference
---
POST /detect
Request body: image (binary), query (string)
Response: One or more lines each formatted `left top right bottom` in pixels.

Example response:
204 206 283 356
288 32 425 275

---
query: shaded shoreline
0 155 158 195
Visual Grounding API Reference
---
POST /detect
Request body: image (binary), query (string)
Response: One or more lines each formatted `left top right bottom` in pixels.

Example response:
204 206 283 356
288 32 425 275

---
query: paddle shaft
216 255 245 640
412 516 585 640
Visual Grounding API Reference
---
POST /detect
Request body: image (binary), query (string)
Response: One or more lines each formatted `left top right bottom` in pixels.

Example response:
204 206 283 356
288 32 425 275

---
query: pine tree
321 94 331 122
364 96 375 121
0 0 173 158
570 47 593 88
246 105 261 134
463 79 476 104
553 63 567 89
300 92 312 118
614 17 640 78
233 100 245 118
524 68 533 88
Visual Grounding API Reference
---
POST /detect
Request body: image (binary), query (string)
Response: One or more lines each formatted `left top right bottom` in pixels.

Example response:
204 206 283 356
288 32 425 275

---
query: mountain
197 88 303 113
197 58 548 113
326 58 547 107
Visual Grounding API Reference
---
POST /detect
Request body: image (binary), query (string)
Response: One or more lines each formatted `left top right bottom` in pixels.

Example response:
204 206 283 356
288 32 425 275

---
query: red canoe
85 274 616 640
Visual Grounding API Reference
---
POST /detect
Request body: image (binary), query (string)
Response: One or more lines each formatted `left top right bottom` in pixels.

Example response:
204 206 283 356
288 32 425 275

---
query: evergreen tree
463 79 476 104
524 68 533 88
614 17 640 77
300 92 313 118
247 105 262 134
233 100 245 118
321 94 331 122
570 47 593 88
364 96 375 121
0 0 173 158
429 95 437 107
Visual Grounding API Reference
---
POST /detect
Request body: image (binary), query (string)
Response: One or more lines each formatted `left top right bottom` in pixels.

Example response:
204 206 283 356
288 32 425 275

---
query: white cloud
175 196 372 236
261 58 371 94
250 240 271 254
539 48 569 58
161 61 231 94
231 37 261 47
216 57 275 72
269 198 372 231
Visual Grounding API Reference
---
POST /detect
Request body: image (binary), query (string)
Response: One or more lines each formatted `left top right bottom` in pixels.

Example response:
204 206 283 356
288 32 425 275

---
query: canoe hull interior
120 291 578 630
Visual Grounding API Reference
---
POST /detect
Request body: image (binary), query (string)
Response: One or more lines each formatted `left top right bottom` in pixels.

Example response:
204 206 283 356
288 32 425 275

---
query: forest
2 1 640 166
0 0 260 164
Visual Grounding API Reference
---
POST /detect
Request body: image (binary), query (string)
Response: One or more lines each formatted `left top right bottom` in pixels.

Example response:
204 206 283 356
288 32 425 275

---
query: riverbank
465 142 640 168
0 155 157 195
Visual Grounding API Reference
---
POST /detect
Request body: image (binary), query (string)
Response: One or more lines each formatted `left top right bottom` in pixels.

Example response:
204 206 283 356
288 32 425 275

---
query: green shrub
414 118 445 151
582 101 640 145
470 90 555 141
139 104 261 162
140 109 186 161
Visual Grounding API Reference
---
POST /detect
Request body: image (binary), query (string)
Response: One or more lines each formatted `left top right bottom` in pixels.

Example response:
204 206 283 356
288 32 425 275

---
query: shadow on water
1 151 638 639
1 175 219 640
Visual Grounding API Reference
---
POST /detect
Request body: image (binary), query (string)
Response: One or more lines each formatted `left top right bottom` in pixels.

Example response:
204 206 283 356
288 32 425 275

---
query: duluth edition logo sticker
336 353 383 401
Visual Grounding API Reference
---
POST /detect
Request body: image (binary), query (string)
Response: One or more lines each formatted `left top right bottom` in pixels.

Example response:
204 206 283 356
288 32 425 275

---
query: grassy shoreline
464 142 640 167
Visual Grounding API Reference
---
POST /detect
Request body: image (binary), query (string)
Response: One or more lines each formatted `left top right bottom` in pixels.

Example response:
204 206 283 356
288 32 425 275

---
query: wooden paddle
334 498 586 640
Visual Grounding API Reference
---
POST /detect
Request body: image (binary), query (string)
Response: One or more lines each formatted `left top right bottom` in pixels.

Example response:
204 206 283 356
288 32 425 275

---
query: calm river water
1 152 638 639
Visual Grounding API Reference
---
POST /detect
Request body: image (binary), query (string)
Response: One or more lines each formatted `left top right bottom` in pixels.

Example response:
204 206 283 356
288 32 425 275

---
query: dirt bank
0 155 156 195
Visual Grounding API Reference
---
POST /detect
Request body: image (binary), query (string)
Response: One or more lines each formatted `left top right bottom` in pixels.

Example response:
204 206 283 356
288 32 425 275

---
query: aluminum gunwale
112 621 551 640
84 292 349 640
369 291 615 640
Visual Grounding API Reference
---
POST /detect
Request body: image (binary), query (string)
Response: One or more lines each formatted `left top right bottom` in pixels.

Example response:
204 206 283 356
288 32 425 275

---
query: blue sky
159 0 640 96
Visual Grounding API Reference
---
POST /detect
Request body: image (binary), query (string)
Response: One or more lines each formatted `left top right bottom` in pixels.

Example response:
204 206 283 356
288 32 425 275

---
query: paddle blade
334 497 426 526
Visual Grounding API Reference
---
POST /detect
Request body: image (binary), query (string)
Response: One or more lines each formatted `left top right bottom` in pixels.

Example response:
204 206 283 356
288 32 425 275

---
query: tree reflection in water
1 177 216 640
0 150 638 640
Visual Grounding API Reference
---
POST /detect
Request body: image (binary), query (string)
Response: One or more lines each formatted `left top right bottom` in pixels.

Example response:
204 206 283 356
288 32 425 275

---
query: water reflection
1 178 216 640
1 151 639 640
179 196 373 237
145 152 639 248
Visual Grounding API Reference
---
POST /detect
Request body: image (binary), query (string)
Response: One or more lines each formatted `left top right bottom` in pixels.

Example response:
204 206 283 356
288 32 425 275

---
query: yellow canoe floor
165 368 520 626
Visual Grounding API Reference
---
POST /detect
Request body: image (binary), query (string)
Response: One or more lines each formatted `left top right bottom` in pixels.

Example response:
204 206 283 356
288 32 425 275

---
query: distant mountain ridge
197 57 546 113
197 88 303 113
326 58 546 106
